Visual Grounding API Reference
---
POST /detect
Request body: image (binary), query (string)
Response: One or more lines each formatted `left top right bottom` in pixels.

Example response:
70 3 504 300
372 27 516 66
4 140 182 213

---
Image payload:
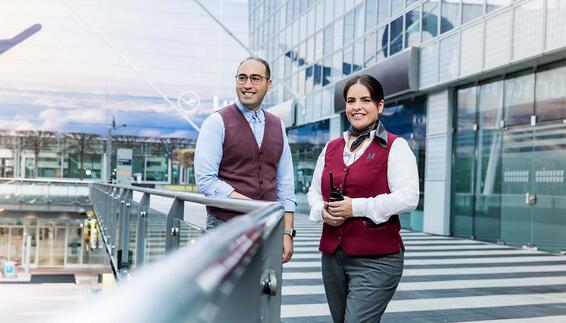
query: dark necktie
348 121 379 152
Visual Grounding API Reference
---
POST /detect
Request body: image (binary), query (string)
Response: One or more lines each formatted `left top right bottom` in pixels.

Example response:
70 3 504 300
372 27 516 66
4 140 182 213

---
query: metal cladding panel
334 47 419 113
267 99 295 127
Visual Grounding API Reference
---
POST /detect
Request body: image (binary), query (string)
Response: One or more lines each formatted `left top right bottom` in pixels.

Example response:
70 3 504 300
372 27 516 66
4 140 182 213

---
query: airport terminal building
252 0 566 252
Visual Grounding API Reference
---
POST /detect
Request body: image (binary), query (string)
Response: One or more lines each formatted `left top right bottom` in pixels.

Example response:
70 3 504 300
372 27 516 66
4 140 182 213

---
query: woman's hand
321 207 345 227
327 196 353 219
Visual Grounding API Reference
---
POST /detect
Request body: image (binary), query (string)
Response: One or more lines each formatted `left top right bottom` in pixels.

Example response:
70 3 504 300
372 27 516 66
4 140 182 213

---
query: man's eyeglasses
235 74 269 85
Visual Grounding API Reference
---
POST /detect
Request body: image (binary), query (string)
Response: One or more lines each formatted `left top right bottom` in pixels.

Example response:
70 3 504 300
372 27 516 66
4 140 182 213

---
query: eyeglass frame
235 73 270 85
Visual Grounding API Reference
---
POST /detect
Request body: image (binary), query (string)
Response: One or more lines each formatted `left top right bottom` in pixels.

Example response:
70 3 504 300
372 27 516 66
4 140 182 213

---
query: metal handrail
101 182 271 213
89 183 281 278
0 177 97 184
74 183 285 323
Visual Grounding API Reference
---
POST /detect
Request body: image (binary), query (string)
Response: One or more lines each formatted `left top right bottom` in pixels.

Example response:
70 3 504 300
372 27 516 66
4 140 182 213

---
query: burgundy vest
319 132 404 256
207 104 284 221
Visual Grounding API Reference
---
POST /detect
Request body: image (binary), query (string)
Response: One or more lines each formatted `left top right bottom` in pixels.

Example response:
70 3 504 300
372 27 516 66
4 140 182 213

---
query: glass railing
0 178 92 205
85 183 285 322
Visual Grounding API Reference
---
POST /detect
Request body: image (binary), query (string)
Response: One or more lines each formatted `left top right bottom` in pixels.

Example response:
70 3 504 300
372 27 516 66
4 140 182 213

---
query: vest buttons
337 236 341 241
343 167 347 172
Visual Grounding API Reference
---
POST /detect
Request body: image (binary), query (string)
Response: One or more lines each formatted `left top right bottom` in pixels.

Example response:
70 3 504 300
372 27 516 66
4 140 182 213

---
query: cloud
39 108 106 131
0 119 37 131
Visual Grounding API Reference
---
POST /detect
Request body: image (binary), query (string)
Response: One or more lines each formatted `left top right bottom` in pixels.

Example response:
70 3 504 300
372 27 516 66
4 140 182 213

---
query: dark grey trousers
321 248 404 323
206 215 226 230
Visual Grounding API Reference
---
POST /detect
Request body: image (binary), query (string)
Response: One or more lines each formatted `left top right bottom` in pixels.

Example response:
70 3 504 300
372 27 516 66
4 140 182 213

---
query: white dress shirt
307 130 419 225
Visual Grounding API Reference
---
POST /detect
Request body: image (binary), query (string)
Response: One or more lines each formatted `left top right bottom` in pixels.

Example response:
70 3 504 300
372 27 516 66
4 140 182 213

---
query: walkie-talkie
329 171 344 202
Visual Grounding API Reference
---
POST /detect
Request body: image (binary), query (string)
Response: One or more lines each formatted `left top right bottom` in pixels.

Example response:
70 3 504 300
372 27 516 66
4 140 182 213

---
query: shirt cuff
351 198 367 218
214 181 235 199
282 201 296 213
309 202 325 223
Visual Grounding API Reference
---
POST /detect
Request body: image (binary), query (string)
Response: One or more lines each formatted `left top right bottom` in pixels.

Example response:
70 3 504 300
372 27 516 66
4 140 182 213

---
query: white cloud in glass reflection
0 87 223 139
0 0 249 141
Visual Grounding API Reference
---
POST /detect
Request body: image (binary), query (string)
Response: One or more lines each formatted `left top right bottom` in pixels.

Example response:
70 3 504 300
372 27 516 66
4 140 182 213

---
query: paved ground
0 268 107 323
282 214 566 322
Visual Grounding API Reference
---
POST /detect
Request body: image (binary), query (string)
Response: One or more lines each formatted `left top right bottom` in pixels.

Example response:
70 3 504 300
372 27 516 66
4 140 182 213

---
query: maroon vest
319 132 404 256
207 104 284 221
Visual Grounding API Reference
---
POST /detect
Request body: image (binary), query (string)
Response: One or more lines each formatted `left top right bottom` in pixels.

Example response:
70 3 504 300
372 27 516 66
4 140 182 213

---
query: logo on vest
367 152 375 160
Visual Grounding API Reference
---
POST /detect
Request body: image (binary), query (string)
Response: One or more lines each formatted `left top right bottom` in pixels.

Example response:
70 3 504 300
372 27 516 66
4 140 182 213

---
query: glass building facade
250 0 566 252
452 62 566 252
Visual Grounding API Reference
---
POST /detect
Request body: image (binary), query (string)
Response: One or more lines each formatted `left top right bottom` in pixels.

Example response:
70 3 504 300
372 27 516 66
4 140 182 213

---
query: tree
176 148 195 168
65 132 100 179
20 130 55 178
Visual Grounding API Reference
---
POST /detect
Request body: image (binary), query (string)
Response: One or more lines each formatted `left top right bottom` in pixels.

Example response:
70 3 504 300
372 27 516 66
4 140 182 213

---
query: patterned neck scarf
348 120 379 152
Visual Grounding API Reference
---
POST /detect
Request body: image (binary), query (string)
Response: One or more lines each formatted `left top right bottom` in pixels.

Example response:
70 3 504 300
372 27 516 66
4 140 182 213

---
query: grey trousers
206 215 226 230
321 248 404 323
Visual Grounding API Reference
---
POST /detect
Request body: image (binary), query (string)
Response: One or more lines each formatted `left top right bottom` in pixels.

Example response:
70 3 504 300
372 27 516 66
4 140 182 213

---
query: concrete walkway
282 214 566 322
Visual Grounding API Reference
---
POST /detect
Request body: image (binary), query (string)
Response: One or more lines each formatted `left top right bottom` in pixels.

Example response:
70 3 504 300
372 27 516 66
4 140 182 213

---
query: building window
441 0 460 34
390 15 404 55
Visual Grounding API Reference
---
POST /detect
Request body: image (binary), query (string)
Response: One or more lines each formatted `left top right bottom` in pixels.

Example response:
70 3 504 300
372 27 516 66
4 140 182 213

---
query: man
195 57 296 263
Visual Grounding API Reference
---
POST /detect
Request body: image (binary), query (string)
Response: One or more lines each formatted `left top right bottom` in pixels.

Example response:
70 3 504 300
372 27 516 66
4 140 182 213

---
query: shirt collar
235 98 264 123
342 120 388 148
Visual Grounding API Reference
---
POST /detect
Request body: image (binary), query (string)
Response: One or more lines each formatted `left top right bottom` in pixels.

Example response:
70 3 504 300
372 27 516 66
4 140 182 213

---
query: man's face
236 60 272 110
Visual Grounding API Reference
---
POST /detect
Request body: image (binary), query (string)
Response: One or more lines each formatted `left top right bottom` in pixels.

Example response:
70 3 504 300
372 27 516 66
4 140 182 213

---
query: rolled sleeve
195 113 235 198
277 120 297 213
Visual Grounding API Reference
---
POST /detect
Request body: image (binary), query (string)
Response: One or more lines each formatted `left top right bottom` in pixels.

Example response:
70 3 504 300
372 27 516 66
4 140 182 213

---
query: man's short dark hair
237 57 271 79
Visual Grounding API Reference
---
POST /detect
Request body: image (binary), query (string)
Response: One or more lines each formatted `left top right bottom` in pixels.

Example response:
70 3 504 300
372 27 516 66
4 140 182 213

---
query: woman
307 74 419 323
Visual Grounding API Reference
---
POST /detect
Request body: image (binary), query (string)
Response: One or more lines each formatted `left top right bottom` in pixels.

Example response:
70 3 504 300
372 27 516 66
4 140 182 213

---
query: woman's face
345 83 384 131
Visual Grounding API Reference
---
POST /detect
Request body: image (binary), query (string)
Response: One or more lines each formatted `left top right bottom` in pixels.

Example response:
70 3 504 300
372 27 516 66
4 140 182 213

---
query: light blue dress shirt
195 99 296 213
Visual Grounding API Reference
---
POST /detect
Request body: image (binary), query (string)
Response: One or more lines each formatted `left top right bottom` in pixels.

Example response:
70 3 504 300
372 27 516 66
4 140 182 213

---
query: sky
0 0 249 140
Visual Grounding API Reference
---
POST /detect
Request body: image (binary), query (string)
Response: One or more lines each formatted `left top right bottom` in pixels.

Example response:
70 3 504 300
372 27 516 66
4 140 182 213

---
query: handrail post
165 198 184 251
136 193 150 267
118 189 133 274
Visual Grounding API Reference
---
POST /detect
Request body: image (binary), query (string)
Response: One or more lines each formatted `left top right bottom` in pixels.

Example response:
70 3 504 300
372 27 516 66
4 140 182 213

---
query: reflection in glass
405 8 421 48
353 39 364 73
365 0 378 31
441 0 460 34
475 81 503 241
457 86 477 131
504 74 534 126
391 0 404 14
364 31 377 67
378 0 391 24
479 80 504 129
462 0 484 24
452 130 476 238
377 26 389 61
288 120 330 199
532 123 566 252
486 0 512 13
343 47 354 76
382 97 427 231
390 15 404 55
344 11 355 45
535 63 566 122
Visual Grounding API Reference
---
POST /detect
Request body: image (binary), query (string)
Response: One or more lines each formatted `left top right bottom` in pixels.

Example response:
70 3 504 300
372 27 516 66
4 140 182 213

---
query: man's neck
236 98 261 112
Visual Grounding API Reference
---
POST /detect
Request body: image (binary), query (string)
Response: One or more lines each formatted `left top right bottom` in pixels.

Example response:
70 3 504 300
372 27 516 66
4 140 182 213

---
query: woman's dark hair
342 74 384 103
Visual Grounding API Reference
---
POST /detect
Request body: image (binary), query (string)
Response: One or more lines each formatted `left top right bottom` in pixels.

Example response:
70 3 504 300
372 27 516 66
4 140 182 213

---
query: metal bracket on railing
261 270 277 296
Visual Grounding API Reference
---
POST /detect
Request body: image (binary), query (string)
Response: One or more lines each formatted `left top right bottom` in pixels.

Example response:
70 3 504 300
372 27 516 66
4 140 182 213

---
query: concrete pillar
423 90 453 235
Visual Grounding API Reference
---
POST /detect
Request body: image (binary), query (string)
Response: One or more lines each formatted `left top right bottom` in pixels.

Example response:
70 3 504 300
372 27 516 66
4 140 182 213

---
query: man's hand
282 234 293 263
327 196 353 219
321 207 345 227
228 191 251 199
